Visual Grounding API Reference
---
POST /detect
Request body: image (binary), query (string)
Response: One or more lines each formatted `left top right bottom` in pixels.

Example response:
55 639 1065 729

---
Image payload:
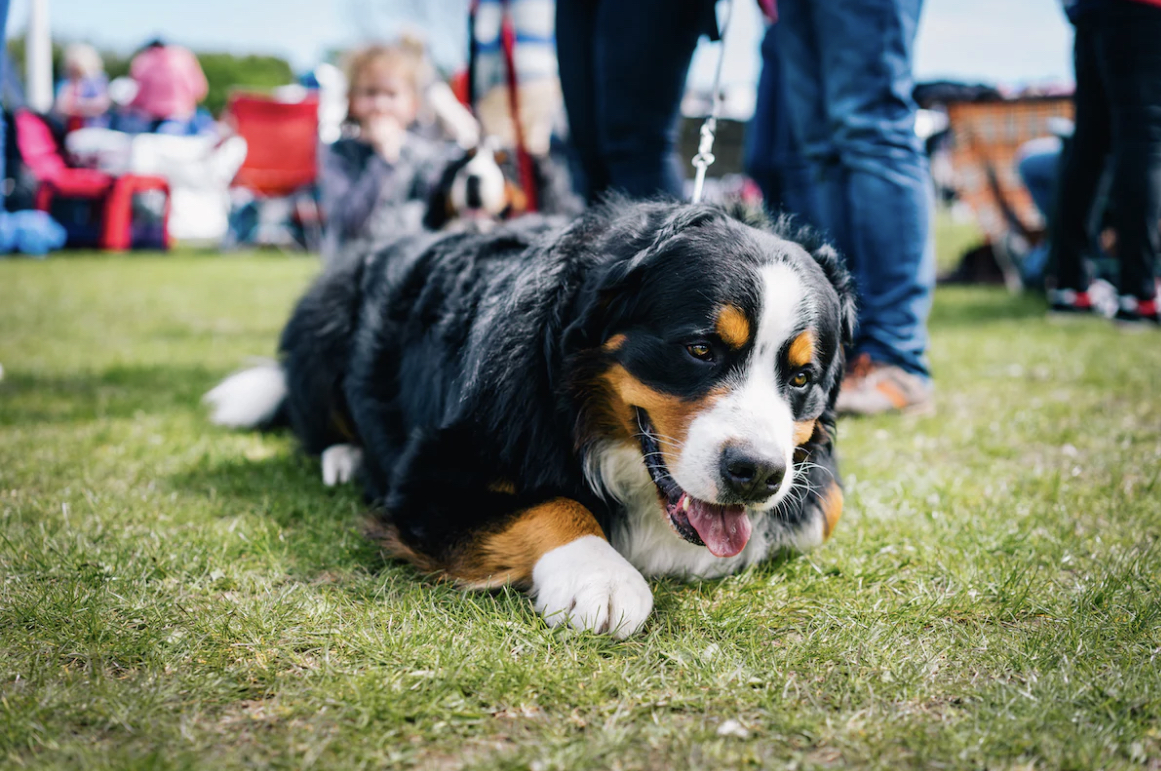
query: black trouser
556 0 717 203
1050 1 1161 300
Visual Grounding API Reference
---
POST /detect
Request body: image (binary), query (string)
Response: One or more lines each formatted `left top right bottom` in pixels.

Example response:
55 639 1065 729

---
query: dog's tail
203 359 288 429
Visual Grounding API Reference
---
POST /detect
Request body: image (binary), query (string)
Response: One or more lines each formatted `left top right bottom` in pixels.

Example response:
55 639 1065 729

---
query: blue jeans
556 0 716 202
745 25 817 226
1018 141 1062 222
775 0 934 378
1017 141 1063 288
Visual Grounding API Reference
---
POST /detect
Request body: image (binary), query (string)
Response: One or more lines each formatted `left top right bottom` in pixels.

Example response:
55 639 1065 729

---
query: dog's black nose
465 175 483 209
720 445 785 502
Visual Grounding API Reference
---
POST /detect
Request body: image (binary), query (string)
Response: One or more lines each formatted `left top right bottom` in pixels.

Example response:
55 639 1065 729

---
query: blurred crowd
54 39 214 135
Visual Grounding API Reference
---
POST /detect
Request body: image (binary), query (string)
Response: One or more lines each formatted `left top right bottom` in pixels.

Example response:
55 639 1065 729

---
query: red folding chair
225 92 319 196
224 92 321 248
15 110 172 251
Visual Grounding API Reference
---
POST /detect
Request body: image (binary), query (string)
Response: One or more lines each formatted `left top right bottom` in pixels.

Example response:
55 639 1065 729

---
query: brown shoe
836 354 934 417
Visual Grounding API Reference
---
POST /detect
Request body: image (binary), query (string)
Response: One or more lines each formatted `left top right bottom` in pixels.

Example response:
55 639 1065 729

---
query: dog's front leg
531 532 653 638
384 497 653 638
461 498 652 638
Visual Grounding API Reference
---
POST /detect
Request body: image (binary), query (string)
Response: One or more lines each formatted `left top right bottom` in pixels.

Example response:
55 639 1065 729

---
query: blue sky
5 0 1074 88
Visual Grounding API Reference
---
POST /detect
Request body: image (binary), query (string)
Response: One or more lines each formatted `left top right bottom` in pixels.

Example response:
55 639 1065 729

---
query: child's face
350 63 418 127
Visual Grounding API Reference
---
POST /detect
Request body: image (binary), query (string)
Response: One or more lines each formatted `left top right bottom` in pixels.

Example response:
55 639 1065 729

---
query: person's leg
745 27 785 209
592 0 715 200
1048 19 1110 297
745 25 818 225
1017 139 1063 223
1015 140 1062 288
809 0 933 378
555 0 606 201
1093 2 1161 312
774 1 841 249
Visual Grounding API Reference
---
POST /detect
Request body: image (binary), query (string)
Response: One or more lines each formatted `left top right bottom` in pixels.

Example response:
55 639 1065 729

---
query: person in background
555 0 717 202
1 0 12 209
745 16 816 226
469 0 556 156
0 0 67 257
1017 136 1064 235
1047 0 1161 326
53 43 109 131
774 0 935 416
318 40 448 263
127 38 208 133
1013 122 1072 291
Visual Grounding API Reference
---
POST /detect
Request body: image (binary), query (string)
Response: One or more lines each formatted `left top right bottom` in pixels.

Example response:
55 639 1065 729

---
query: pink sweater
129 46 208 120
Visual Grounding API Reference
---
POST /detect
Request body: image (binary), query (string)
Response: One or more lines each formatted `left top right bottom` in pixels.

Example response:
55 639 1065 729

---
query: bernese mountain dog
422 139 583 231
205 200 856 638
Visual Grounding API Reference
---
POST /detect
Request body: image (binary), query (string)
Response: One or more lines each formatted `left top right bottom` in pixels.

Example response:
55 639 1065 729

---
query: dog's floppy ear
580 204 724 340
423 150 475 231
562 247 653 354
771 214 858 346
558 202 731 362
810 241 857 346
423 164 458 231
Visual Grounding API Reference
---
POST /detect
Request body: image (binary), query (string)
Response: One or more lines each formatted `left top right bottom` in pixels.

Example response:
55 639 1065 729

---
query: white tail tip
203 361 287 428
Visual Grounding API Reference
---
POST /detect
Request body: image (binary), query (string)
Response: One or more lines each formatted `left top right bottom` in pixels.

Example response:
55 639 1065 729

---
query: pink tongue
684 496 752 557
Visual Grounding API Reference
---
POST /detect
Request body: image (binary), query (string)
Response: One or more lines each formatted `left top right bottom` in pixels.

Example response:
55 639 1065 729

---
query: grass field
1 233 1160 770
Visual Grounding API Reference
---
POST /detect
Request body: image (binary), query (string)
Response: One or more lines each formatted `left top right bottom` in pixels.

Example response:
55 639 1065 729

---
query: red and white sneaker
1114 296 1160 330
1047 288 1096 318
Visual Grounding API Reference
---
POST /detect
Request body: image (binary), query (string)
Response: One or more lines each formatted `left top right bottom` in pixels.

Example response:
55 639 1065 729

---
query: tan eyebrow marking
715 305 751 350
788 330 816 368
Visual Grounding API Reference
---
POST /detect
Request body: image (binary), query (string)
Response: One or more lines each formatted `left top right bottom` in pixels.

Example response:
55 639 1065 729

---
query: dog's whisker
630 431 686 450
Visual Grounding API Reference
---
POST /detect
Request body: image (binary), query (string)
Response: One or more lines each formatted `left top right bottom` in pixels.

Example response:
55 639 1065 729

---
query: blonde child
319 40 449 262
53 43 111 130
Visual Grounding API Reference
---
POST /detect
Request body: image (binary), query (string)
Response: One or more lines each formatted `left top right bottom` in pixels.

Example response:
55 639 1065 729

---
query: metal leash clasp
690 115 717 204
688 0 733 205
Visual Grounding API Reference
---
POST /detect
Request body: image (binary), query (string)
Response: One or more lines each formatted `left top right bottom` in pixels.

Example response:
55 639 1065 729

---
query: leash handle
690 0 734 204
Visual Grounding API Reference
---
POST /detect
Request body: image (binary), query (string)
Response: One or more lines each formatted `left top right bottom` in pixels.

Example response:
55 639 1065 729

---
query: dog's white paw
321 444 363 486
531 535 653 638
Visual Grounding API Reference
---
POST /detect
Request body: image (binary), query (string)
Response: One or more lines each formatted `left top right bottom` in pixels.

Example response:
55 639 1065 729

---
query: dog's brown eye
686 343 713 361
791 370 812 388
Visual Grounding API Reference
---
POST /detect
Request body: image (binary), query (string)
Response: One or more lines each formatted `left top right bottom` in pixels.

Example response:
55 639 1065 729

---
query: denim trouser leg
1016 144 1062 288
1017 144 1062 222
773 3 848 258
776 0 933 378
557 0 713 202
745 25 819 226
